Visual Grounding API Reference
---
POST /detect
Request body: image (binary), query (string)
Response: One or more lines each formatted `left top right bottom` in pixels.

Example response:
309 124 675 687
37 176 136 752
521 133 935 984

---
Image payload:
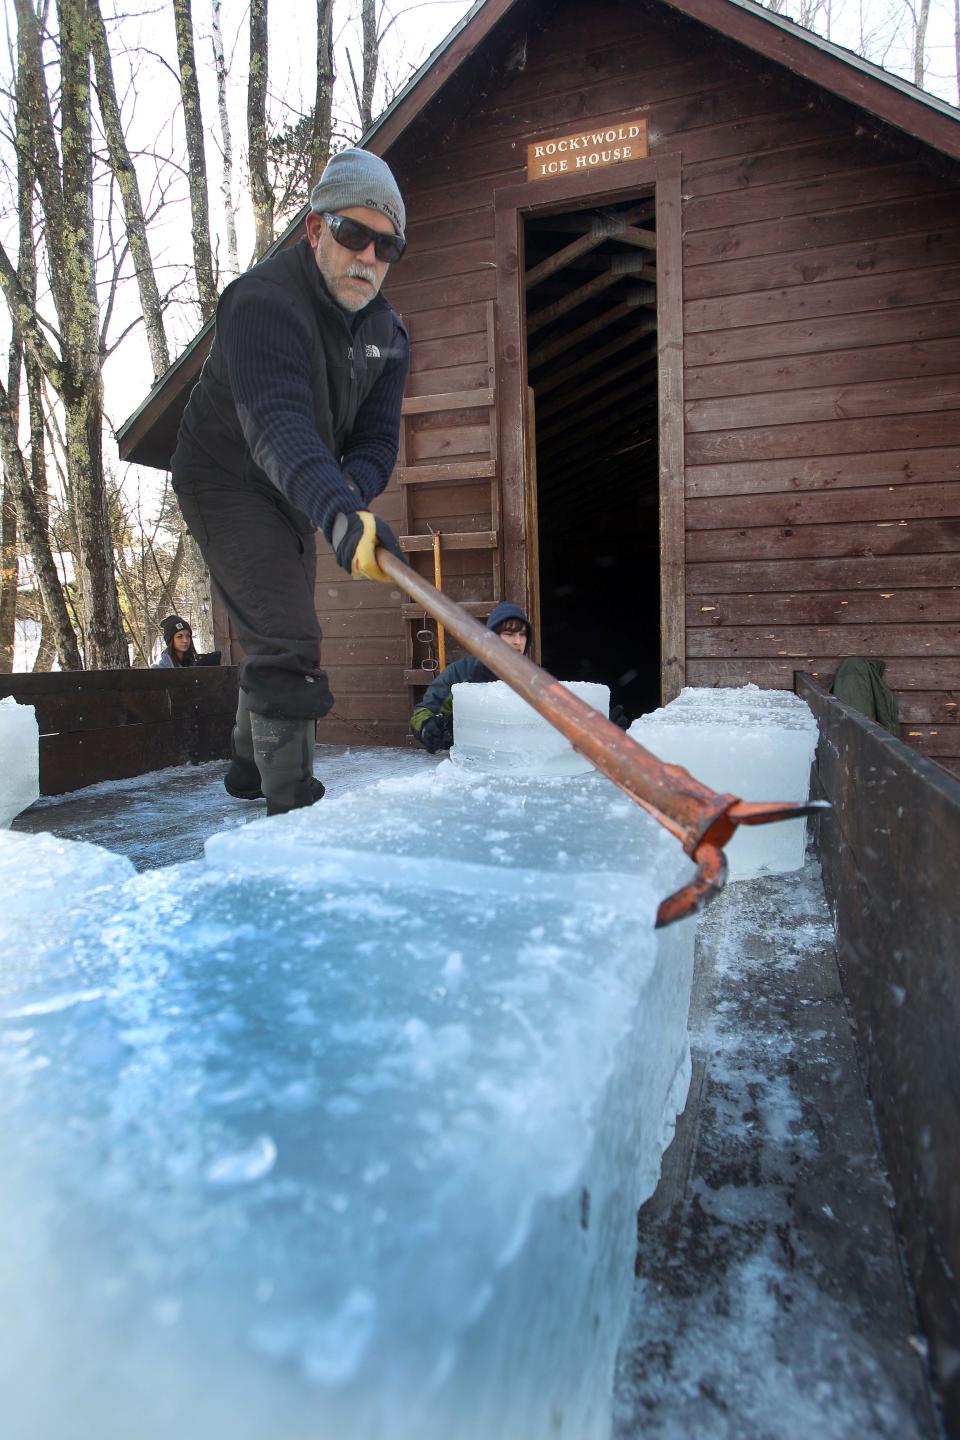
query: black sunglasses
321 212 406 263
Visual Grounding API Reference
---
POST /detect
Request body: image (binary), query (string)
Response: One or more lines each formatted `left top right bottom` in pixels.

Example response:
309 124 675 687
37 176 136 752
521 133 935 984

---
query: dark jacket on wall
831 656 900 735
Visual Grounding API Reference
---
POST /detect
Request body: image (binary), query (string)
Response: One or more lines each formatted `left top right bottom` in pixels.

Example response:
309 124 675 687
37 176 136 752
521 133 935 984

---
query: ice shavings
613 860 922 1440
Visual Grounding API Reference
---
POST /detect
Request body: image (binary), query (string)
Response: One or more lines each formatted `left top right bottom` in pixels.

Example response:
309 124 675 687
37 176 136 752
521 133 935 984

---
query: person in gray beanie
170 148 410 815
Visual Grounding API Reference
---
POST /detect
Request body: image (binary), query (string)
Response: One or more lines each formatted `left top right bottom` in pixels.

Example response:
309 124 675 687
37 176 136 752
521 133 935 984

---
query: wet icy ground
14 744 444 870
12 747 940 1439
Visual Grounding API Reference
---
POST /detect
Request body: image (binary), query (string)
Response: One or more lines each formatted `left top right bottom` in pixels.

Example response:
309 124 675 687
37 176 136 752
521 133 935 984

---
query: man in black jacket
172 149 409 815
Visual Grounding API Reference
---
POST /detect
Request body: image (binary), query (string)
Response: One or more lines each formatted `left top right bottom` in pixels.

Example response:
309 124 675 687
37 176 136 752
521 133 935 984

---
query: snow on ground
612 860 938 1440
11 750 940 1438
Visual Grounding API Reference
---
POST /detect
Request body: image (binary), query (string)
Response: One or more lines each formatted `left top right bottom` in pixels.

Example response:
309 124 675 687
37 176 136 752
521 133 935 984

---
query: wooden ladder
397 300 502 698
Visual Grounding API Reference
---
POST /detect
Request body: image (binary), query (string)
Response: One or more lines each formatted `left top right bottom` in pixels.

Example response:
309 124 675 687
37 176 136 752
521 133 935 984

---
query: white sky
100 0 959 422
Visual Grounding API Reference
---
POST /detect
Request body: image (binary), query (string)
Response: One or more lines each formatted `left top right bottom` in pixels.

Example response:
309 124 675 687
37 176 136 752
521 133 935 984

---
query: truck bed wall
0 668 238 795
799 671 960 1436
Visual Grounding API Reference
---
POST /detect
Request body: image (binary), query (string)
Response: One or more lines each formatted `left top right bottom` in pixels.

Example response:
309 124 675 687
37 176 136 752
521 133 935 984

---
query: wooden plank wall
679 38 960 778
355 0 958 763
0 668 238 794
799 672 960 1434
196 0 960 756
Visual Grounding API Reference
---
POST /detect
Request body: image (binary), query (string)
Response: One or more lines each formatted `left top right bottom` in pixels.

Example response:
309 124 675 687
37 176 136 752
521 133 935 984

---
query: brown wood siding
313 487 410 746
373 0 959 769
680 42 960 774
239 0 959 764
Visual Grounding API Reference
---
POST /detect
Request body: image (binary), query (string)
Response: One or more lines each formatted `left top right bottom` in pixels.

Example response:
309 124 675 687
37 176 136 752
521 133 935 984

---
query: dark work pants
173 467 335 720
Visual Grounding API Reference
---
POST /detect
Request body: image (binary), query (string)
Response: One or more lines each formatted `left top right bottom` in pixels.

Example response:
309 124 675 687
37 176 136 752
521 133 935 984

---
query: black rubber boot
224 689 264 800
250 714 325 817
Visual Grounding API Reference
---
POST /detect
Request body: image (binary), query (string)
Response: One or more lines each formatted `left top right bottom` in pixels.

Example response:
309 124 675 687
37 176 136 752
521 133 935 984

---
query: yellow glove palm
332 508 404 582
350 510 392 582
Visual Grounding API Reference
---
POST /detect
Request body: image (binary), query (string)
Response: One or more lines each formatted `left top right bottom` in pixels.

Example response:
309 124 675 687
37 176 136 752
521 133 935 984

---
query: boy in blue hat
411 602 629 753
411 602 531 754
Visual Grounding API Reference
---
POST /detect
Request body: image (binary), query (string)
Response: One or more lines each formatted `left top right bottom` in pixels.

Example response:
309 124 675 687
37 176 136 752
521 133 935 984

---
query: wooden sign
526 116 648 182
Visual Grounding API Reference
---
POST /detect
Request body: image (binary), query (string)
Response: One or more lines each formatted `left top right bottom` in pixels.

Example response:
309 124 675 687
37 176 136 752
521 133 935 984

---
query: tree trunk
173 0 218 320
0 266 25 680
211 0 240 278
181 530 214 651
0 378 82 670
248 0 274 260
32 619 58 672
89 0 171 381
58 0 128 668
0 486 15 671
913 0 932 86
360 0 378 135
311 0 336 186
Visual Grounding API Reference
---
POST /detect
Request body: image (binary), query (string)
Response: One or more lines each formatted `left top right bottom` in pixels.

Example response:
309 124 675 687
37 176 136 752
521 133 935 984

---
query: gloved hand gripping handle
332 509 405 582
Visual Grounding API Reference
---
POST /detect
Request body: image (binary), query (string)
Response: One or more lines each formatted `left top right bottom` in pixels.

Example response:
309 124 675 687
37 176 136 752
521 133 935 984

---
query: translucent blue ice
0 697 39 828
1 763 695 1440
631 685 819 878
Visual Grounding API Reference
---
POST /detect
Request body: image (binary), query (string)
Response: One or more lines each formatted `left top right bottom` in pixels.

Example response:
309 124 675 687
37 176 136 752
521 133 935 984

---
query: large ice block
1 768 695 1440
0 695 40 828
451 677 609 776
630 684 819 878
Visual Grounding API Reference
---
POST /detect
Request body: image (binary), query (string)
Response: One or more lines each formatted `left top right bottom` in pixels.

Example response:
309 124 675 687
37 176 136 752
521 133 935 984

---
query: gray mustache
347 262 377 283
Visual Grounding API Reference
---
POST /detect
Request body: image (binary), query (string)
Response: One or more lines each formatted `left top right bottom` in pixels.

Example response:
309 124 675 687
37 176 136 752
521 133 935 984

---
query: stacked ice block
451 678 609 776
0 717 696 1440
630 684 820 878
0 696 39 828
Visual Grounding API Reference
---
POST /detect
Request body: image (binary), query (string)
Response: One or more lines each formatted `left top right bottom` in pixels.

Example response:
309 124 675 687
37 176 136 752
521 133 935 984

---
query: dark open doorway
523 197 660 721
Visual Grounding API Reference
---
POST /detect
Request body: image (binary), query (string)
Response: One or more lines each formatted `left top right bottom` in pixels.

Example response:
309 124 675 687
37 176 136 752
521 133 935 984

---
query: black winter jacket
172 239 408 542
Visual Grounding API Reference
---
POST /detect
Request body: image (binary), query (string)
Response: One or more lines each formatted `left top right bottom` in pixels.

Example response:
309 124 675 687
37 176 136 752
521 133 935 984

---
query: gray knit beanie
309 149 405 239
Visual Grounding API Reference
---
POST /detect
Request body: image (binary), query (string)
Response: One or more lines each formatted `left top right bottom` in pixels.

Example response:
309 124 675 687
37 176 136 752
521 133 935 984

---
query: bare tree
110 471 185 666
346 0 379 135
211 0 240 278
907 0 933 84
173 0 217 320
89 0 171 382
0 0 127 668
248 0 274 259
0 492 14 670
0 373 82 671
0 48 31 674
312 0 336 185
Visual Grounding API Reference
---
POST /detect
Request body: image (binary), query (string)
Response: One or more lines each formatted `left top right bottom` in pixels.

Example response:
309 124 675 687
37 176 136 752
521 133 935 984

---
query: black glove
331 509 405 581
418 715 453 754
610 704 629 730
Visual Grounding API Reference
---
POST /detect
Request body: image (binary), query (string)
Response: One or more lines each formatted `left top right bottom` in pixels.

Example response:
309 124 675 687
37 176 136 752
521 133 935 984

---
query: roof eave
662 0 960 159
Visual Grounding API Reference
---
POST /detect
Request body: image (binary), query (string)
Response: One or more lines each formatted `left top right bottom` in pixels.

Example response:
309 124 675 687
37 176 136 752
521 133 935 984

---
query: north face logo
365 343 381 359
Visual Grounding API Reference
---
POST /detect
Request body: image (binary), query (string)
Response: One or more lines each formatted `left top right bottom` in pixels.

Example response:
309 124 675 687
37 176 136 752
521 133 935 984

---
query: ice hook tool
376 548 828 928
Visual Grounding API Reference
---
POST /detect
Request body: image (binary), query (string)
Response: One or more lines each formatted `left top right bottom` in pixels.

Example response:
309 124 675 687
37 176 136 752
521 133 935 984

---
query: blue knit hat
309 149 405 239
